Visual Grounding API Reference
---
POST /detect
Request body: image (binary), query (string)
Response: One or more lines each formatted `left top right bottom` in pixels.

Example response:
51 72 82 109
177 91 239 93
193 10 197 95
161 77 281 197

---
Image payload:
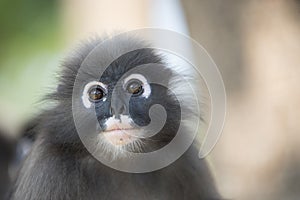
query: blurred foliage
0 0 60 61
0 0 62 132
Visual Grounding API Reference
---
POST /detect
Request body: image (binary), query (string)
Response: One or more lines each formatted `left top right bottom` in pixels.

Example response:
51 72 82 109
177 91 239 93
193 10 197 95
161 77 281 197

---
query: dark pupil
89 87 104 101
127 81 142 94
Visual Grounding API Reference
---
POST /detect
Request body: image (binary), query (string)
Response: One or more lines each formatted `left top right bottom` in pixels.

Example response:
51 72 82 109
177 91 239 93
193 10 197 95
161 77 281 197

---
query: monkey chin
102 128 140 146
96 128 144 160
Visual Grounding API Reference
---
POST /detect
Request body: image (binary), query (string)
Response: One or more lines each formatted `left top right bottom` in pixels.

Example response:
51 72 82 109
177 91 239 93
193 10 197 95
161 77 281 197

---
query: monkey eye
126 80 144 96
88 86 105 101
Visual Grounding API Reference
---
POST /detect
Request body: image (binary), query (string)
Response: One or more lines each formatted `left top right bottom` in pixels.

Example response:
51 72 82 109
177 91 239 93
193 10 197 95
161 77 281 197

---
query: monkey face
76 49 181 157
81 73 152 146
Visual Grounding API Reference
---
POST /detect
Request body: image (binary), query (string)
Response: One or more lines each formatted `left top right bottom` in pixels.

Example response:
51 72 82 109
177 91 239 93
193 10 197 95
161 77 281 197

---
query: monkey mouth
101 115 141 146
102 127 140 146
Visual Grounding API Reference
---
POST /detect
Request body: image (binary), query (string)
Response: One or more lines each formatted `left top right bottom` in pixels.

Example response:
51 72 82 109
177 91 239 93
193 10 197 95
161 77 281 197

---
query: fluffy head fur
9 34 221 200
42 35 191 160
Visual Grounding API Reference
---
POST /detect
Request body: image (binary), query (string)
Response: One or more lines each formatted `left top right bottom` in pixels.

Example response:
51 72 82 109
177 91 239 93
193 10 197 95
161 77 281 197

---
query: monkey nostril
119 105 125 113
110 105 126 116
110 107 115 115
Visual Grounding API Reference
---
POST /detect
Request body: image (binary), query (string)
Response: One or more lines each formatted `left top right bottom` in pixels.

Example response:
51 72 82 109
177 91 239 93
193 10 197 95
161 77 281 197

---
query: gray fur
8 35 221 200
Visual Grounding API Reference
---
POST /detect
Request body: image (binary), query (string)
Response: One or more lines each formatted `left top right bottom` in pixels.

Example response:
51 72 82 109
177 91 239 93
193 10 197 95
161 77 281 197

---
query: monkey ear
57 84 63 92
56 84 71 94
55 84 69 100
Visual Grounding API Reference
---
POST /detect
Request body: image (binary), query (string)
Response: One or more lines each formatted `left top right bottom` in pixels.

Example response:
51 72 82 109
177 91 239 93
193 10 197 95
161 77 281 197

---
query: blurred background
0 0 300 199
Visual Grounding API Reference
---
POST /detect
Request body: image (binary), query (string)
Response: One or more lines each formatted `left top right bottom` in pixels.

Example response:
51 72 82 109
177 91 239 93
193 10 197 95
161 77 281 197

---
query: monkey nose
110 104 125 119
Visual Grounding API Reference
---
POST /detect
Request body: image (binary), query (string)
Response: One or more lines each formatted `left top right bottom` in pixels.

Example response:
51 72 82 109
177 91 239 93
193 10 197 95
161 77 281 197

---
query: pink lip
104 127 136 133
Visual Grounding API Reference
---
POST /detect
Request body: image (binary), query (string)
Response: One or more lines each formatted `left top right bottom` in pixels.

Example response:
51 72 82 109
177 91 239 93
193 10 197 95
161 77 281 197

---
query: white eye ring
123 74 151 98
82 81 108 108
